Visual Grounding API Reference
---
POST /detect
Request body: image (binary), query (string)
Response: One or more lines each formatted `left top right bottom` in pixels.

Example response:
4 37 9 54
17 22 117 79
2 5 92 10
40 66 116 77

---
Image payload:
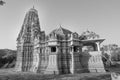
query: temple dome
49 26 72 36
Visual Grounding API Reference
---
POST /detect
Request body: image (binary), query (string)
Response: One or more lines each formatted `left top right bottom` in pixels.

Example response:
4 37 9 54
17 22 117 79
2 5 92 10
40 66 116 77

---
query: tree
79 30 100 40
0 0 5 6
101 44 120 61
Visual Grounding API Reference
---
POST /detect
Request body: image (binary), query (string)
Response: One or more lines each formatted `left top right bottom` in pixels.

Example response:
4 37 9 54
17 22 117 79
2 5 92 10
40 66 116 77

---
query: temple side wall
37 46 48 73
30 48 39 72
72 52 82 73
44 54 59 74
70 47 83 74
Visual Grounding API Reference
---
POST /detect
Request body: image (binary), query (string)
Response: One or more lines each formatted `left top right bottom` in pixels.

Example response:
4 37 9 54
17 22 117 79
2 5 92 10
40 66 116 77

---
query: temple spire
16 7 42 72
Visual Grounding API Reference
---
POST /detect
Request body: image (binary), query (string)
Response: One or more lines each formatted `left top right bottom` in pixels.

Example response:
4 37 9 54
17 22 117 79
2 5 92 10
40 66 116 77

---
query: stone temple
15 7 106 74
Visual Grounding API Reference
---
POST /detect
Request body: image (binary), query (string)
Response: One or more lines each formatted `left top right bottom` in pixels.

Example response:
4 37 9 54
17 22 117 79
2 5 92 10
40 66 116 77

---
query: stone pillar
22 45 25 71
70 46 74 74
96 42 100 51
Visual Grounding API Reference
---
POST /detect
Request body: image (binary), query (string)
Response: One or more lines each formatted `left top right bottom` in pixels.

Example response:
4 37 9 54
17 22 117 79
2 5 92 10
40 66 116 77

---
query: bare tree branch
0 0 5 6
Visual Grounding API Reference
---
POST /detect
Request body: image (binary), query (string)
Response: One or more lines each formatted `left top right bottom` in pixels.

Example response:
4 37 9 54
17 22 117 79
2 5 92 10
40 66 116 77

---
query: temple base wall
44 54 59 74
80 51 106 73
88 51 106 72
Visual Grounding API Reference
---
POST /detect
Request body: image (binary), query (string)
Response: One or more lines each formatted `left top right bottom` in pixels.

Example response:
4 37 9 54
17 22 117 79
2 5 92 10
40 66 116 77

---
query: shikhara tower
15 7 46 72
16 7 106 74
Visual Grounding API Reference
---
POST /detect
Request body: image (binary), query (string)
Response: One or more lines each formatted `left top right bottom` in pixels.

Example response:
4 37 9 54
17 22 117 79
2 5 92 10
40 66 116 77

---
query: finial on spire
33 5 34 9
59 24 62 28
29 5 37 13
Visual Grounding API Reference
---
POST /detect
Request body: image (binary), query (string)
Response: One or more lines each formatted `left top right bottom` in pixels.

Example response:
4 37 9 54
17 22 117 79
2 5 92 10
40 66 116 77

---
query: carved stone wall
88 51 105 72
80 51 105 73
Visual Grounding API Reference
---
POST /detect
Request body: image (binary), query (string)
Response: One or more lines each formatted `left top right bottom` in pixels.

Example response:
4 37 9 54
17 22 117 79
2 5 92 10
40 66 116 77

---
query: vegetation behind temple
101 44 120 61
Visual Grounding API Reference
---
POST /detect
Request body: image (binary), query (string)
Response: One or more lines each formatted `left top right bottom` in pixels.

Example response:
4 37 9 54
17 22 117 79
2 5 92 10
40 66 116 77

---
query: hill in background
0 49 16 68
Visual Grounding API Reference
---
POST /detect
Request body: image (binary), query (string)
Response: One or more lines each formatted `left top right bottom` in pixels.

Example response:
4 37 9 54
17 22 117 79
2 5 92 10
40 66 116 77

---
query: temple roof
49 26 72 36
81 39 105 44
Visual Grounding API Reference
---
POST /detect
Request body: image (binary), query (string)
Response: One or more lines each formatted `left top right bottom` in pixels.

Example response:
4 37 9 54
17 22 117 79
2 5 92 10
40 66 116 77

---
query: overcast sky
0 0 120 49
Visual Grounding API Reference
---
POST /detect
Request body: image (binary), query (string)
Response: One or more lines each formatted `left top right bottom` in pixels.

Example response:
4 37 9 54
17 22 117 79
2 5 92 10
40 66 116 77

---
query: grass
0 73 111 80
0 68 112 80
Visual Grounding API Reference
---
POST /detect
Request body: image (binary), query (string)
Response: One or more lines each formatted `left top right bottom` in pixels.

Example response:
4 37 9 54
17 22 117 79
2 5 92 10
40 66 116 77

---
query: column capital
95 41 100 44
